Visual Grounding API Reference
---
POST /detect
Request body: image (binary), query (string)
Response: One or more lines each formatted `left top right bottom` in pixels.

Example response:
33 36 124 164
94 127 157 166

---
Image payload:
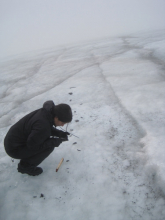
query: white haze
1 0 165 59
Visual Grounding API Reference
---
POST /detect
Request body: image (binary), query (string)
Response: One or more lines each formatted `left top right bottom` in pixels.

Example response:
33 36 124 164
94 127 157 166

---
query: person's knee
47 146 55 154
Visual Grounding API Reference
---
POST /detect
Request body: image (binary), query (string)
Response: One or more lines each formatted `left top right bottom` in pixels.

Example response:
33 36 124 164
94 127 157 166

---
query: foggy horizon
1 0 165 59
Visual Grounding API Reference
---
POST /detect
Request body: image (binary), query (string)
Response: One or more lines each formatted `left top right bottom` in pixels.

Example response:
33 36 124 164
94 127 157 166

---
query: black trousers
4 142 54 166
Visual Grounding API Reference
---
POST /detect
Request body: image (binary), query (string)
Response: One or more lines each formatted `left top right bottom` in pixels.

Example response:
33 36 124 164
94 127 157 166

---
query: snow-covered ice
0 30 165 220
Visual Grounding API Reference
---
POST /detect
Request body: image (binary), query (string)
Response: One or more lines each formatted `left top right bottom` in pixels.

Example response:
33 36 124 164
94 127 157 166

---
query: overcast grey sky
0 0 165 59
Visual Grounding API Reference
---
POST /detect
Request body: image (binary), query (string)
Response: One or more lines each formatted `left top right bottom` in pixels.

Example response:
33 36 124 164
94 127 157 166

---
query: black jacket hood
43 100 55 116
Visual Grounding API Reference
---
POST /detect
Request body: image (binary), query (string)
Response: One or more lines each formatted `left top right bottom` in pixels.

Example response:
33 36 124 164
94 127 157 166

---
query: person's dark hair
53 104 72 123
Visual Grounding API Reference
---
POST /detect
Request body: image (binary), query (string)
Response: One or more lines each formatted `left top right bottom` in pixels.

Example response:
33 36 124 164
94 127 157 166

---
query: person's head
53 104 72 127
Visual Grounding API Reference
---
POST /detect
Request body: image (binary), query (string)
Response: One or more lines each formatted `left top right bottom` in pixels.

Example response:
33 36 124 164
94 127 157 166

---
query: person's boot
17 161 43 176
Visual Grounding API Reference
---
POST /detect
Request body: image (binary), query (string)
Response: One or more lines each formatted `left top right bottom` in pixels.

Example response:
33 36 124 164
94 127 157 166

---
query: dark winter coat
4 101 63 153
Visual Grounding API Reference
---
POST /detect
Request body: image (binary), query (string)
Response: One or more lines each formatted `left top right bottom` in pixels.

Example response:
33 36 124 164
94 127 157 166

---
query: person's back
5 109 41 148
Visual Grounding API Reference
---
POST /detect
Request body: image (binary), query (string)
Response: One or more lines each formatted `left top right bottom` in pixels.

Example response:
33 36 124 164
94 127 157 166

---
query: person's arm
27 122 62 150
51 127 70 141
51 127 63 137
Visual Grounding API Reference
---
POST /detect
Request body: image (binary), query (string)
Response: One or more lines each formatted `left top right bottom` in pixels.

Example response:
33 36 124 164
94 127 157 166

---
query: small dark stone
66 160 70 162
69 93 73 95
73 142 77 145
77 149 81 151
33 196 37 198
40 194 44 198
11 159 14 162
75 120 79 122
74 111 76 113
70 100 72 101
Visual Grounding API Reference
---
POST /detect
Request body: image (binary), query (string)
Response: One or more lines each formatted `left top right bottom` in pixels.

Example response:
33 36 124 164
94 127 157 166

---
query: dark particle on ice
40 194 44 198
11 159 14 162
69 93 73 95
73 142 77 145
77 149 81 151
75 120 79 122
33 196 37 198
66 160 70 162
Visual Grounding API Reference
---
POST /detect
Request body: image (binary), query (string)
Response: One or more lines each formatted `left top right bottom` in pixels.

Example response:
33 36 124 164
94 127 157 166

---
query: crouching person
4 100 72 176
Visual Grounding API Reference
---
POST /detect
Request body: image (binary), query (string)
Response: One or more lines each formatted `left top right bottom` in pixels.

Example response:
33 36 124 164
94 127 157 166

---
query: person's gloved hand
43 138 62 149
60 132 70 141
53 138 63 146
